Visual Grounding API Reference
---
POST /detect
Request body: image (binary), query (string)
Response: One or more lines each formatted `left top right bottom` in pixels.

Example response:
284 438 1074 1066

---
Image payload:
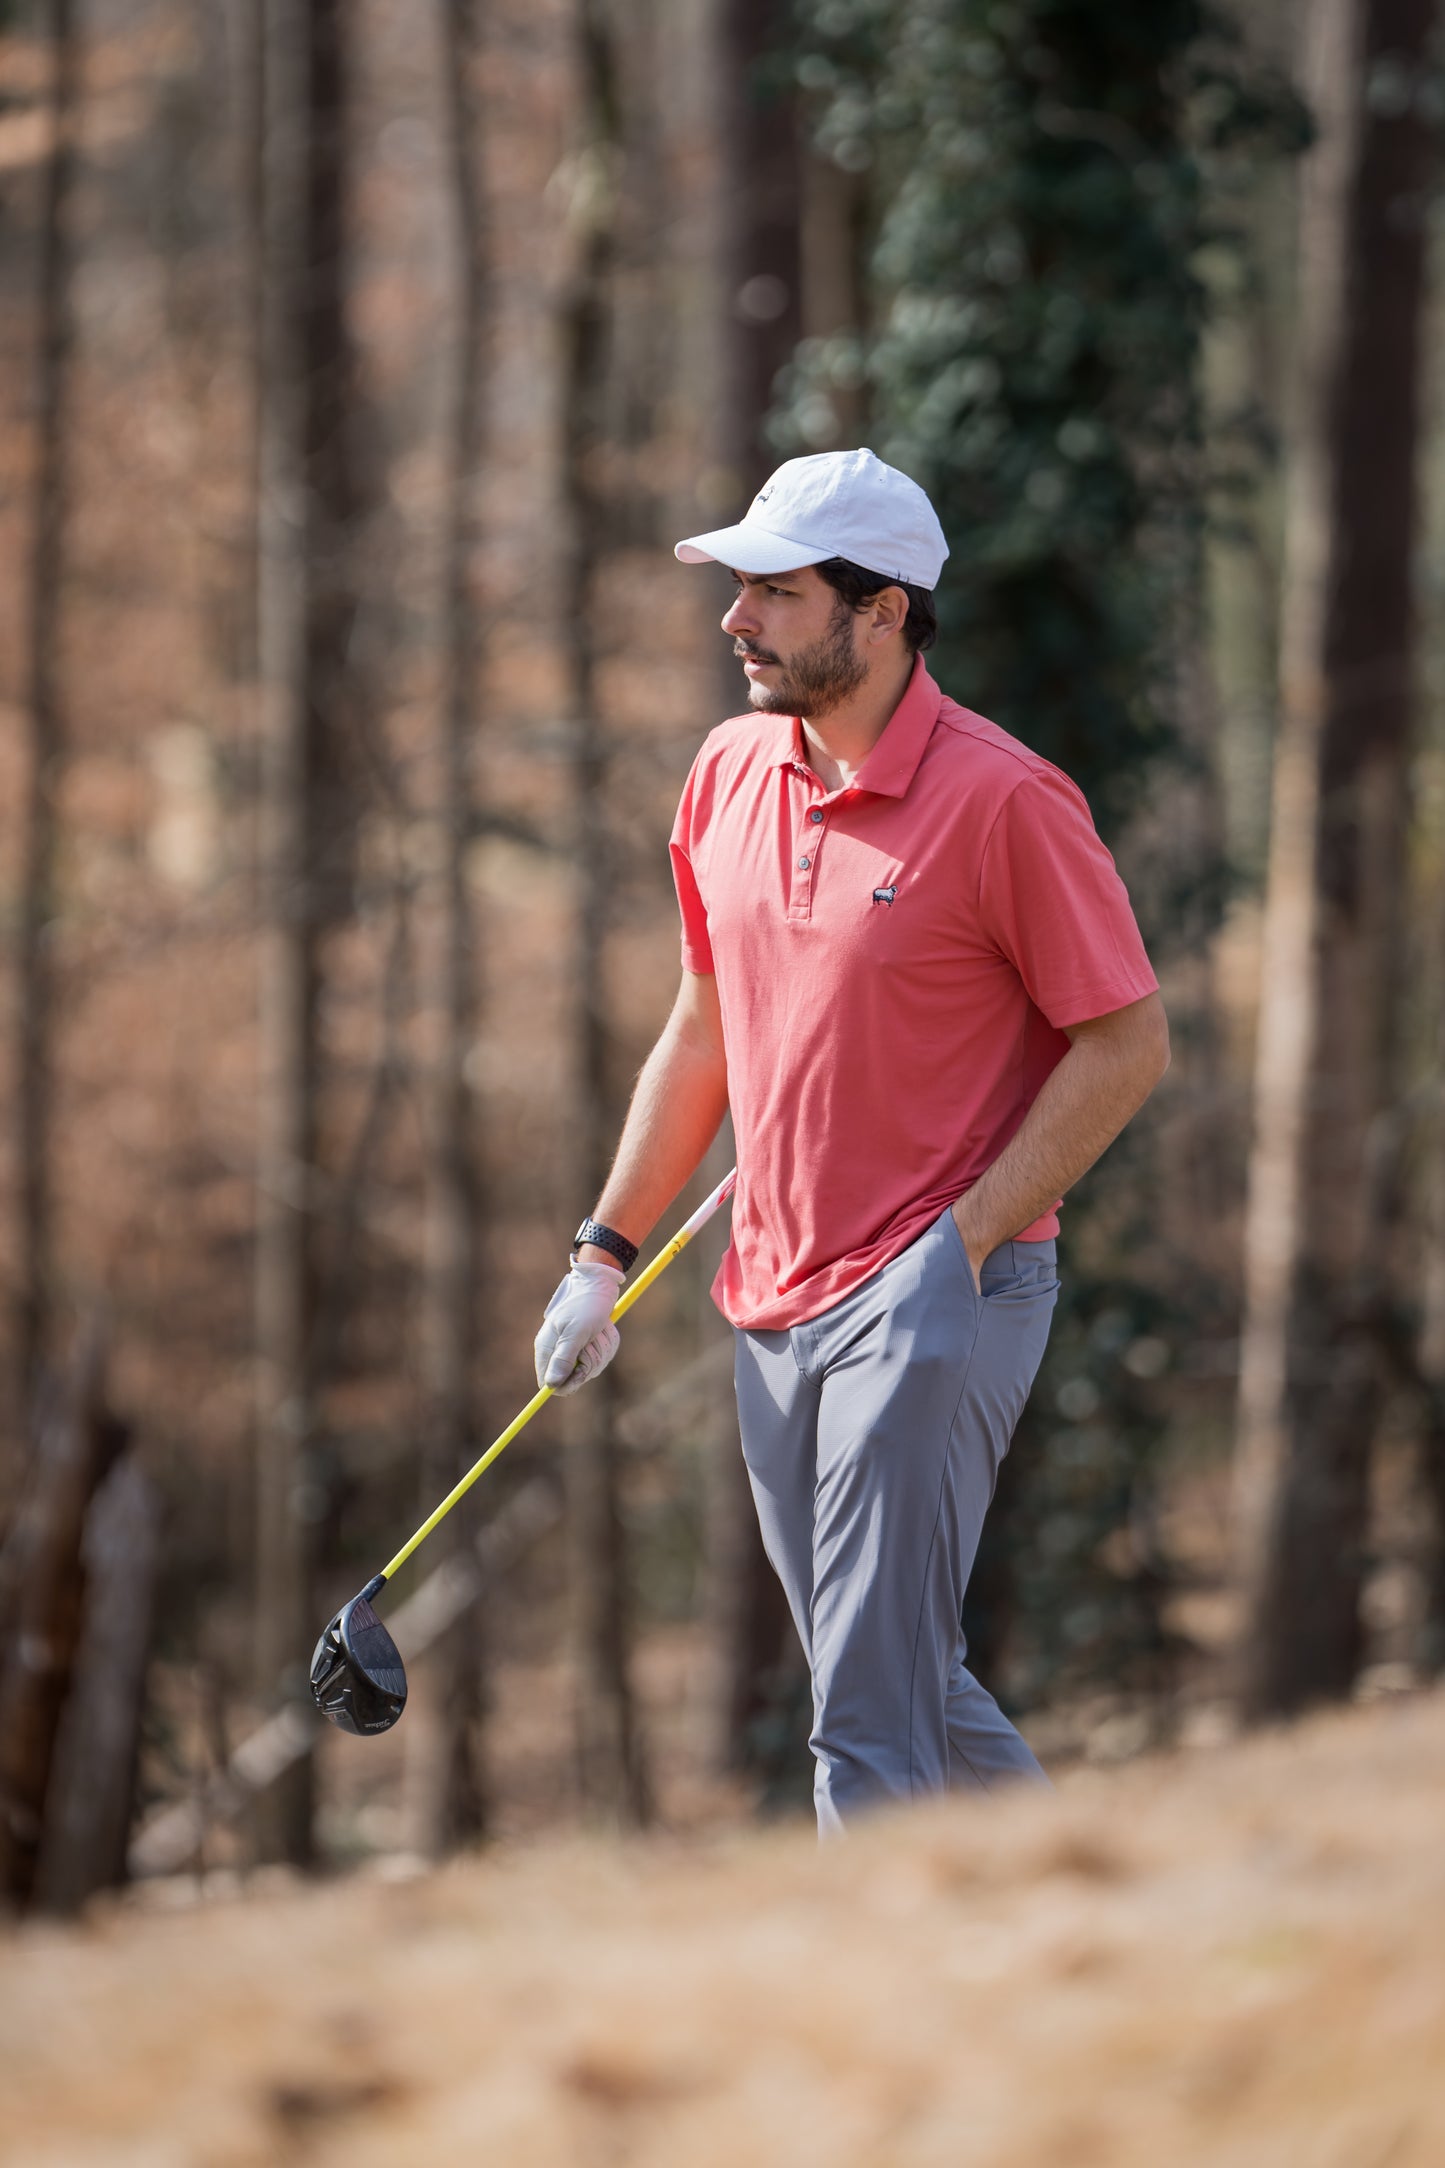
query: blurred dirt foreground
4 1693 1445 2168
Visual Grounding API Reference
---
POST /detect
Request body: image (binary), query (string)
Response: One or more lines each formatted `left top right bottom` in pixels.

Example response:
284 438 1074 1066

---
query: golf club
309 1167 738 1735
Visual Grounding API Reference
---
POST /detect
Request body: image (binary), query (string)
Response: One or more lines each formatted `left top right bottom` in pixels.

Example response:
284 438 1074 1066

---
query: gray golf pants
733 1205 1059 1835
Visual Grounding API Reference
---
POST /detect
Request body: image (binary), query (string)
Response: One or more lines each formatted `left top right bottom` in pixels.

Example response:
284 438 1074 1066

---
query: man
535 447 1169 1834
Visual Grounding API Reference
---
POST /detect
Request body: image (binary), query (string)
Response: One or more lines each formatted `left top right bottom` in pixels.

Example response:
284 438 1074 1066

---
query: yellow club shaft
378 1168 737 1585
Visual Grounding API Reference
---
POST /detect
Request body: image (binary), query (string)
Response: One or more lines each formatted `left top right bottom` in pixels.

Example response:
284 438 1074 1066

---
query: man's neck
800 652 915 792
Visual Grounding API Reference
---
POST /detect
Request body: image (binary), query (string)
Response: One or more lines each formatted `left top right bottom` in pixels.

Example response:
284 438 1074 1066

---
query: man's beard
737 601 867 717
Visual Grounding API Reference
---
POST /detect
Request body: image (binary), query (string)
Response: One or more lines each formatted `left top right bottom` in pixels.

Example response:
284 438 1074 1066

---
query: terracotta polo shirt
670 655 1159 1331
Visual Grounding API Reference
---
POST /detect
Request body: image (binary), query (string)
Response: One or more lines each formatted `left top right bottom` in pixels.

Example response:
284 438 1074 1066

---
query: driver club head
309 1586 408 1735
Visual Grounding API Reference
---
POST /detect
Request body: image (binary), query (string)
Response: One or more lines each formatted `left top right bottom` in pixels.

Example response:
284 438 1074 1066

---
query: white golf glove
534 1258 626 1395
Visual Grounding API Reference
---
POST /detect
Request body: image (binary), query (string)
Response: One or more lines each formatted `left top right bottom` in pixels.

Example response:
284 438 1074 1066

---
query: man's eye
767 585 791 598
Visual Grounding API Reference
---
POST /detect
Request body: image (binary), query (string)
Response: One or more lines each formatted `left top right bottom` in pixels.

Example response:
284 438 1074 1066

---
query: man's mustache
734 644 780 665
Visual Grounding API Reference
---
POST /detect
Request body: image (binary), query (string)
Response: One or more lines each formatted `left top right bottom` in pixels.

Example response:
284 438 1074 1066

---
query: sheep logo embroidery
872 885 898 907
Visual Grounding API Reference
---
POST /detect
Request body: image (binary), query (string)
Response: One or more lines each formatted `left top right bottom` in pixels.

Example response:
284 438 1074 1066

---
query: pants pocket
938 1207 1049 1299
936 1202 980 1300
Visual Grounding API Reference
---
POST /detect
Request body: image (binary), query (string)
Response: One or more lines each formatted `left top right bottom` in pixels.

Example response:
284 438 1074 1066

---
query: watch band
573 1217 639 1274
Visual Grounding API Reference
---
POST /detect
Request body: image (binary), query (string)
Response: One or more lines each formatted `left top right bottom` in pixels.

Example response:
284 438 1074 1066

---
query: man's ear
869 584 909 643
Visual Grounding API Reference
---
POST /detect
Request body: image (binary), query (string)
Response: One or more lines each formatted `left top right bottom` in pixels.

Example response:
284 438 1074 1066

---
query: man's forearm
577 988 729 1263
952 1007 1168 1281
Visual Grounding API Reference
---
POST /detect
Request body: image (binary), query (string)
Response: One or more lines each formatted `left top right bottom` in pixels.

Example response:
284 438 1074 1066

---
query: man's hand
534 1259 626 1395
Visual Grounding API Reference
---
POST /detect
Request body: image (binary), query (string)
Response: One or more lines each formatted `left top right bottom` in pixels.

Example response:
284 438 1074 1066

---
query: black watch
573 1217 639 1274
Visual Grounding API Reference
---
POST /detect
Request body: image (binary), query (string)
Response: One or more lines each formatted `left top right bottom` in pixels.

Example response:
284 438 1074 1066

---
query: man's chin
746 680 793 714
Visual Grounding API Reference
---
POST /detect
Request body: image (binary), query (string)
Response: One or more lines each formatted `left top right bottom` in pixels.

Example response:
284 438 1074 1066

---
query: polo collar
765 655 942 798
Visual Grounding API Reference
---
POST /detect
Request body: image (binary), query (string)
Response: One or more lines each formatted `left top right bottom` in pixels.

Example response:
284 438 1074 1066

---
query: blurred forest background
3 0 1445 1914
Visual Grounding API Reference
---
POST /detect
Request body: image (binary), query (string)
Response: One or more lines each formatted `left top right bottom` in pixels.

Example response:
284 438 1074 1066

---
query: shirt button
809 808 824 824
797 855 811 871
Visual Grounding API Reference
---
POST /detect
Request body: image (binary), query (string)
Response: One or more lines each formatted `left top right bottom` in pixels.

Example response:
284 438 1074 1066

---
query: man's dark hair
813 556 938 656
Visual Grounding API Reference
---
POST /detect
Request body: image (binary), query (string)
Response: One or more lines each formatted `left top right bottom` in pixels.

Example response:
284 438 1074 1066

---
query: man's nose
721 590 756 637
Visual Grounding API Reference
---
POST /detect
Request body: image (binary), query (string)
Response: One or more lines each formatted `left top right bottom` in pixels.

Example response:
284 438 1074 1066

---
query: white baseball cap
675 448 949 591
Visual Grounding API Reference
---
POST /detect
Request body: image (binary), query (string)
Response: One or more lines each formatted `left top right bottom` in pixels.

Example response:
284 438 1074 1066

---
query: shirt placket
792 767 857 919
786 763 848 923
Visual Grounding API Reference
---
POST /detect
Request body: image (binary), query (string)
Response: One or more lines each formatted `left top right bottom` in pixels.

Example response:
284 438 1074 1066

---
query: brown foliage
3 1691 1444 2163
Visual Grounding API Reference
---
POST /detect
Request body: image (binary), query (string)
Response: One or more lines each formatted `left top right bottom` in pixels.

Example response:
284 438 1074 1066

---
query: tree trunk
798 147 866 443
1415 881 1445 1671
33 1457 160 1914
15 0 80 1428
406 0 491 1860
716 0 803 497
253 0 314 1870
252 0 359 1863
706 0 806 1780
0 1324 124 1908
558 0 648 1827
1233 0 1434 1720
719 0 810 492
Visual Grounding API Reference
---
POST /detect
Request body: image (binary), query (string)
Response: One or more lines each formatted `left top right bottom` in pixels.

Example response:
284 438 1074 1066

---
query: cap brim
674 523 828 574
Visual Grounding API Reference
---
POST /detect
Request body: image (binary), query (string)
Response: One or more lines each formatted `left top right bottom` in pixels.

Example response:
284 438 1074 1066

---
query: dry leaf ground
3 1688 1443 2167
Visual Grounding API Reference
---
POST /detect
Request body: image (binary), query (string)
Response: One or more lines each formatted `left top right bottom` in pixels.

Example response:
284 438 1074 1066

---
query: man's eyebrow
727 569 798 587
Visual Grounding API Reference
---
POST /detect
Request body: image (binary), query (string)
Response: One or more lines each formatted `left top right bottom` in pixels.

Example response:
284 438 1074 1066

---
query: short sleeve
977 769 1158 1029
669 762 714 976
